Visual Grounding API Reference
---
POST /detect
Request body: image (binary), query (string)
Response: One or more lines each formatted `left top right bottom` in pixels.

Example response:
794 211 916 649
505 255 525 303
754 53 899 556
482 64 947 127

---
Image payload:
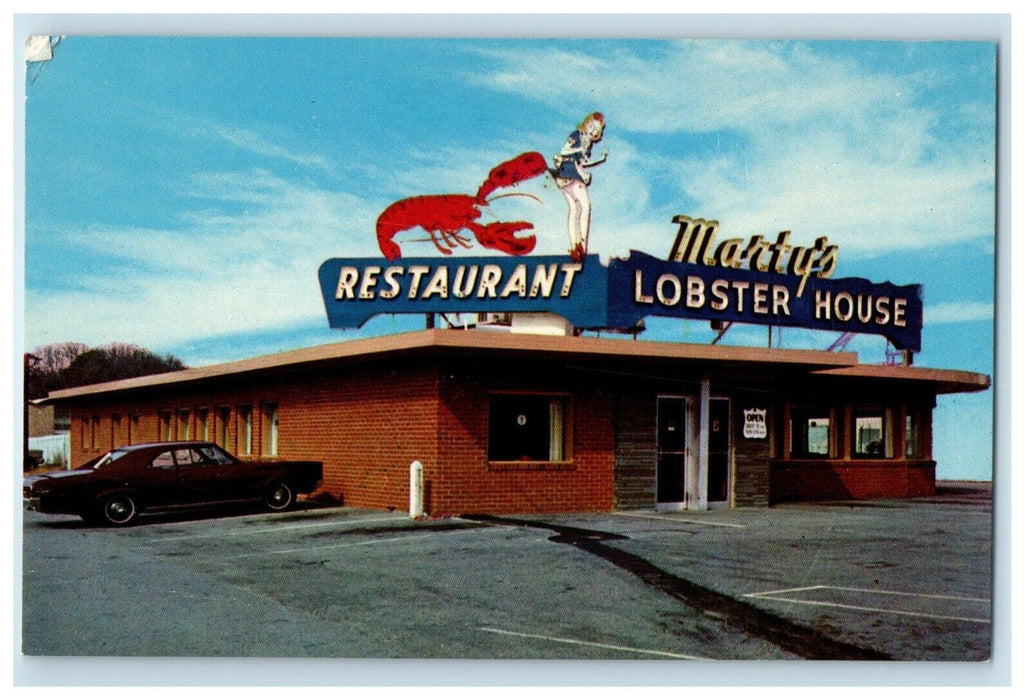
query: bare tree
25 342 186 399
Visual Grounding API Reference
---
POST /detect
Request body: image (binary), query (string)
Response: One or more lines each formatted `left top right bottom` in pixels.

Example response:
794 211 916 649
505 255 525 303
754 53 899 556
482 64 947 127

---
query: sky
20 32 998 480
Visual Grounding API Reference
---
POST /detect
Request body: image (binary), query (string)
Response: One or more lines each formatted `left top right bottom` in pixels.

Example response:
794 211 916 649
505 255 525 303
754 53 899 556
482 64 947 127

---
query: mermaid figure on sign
552 112 607 262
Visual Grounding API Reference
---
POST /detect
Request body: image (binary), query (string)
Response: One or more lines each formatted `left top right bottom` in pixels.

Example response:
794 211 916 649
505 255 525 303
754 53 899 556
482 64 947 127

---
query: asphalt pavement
19 483 994 682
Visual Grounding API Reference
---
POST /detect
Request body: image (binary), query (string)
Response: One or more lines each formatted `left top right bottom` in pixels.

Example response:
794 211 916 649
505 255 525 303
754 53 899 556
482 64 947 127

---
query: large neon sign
319 215 923 352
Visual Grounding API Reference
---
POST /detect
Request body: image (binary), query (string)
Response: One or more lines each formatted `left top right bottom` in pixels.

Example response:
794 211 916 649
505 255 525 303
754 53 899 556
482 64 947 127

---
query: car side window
199 446 235 465
174 448 213 468
150 451 176 470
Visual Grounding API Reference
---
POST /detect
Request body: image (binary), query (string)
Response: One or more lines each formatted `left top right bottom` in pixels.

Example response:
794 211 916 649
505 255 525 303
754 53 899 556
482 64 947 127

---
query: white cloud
24 170 381 351
470 41 996 256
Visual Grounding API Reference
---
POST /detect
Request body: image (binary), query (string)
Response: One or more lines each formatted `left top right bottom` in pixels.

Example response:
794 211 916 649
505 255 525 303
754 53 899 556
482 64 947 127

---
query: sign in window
488 395 567 462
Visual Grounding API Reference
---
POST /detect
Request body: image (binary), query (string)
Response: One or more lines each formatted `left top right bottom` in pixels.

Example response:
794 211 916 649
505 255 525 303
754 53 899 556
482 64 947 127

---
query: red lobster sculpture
376 152 548 261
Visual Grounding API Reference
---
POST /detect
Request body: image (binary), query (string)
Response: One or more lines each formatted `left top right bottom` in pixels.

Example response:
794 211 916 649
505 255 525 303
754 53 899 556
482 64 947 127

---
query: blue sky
22 35 997 479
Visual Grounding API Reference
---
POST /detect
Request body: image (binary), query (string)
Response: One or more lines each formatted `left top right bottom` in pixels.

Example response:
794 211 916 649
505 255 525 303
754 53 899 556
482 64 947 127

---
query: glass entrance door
707 398 730 504
656 397 690 508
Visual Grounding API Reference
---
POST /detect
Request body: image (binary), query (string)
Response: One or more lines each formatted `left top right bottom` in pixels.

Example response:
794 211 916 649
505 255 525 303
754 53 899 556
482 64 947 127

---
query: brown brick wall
66 362 439 512
63 355 615 516
770 460 937 502
432 359 614 516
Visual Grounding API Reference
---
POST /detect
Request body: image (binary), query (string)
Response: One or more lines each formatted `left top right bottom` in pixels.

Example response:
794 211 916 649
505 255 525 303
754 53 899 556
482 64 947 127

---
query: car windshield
92 449 132 469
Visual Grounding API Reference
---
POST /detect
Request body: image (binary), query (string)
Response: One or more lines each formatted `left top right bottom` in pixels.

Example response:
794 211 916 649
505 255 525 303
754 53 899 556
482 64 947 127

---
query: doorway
707 398 731 505
656 396 694 509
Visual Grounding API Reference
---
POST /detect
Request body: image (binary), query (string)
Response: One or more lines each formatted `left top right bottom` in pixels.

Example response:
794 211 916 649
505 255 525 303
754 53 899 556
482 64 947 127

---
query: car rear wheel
264 481 295 511
98 494 138 526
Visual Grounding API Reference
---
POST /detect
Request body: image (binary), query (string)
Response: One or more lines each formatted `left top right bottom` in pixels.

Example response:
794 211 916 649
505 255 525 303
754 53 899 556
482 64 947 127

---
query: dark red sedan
24 441 323 526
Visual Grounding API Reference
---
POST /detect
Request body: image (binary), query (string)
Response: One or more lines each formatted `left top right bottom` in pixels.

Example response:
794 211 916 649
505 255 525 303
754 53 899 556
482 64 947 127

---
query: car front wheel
264 481 295 511
98 494 138 526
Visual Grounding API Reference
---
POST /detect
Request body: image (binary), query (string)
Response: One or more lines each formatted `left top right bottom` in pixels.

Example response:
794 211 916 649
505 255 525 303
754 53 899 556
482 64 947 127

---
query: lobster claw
470 221 537 256
476 152 548 202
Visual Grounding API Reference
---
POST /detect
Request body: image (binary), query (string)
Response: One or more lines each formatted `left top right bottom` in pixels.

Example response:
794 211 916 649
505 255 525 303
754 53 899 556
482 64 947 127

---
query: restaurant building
45 326 989 516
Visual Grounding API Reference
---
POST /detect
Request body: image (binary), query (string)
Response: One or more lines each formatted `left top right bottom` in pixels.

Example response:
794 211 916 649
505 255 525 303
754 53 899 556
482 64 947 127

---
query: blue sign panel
605 251 922 351
318 255 609 330
319 251 923 351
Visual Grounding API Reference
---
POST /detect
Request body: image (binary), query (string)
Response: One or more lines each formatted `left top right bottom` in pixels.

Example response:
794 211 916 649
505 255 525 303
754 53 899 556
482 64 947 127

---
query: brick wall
62 354 616 516
65 361 439 512
432 358 614 516
770 460 937 502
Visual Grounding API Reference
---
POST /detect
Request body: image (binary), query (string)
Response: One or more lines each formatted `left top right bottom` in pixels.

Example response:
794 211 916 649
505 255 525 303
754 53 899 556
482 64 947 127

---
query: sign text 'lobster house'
319 216 923 351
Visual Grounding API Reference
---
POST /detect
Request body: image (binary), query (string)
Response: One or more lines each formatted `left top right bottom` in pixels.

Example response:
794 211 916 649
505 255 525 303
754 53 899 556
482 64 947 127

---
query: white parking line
150 514 412 542
743 585 991 624
611 511 746 529
478 626 704 660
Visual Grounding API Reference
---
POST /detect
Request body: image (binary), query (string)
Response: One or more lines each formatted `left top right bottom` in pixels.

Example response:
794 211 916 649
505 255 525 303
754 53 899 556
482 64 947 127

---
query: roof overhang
41 328 986 402
812 365 991 395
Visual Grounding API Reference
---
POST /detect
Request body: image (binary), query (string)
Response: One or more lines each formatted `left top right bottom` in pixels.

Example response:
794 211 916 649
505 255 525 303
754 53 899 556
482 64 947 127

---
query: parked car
23 441 323 526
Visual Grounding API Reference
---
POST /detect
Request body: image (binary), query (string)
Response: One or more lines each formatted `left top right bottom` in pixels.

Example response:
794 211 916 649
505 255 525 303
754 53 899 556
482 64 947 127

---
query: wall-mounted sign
743 408 768 439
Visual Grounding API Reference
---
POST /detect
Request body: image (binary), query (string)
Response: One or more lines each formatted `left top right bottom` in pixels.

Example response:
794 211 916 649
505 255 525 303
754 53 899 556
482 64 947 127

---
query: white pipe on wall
409 460 424 518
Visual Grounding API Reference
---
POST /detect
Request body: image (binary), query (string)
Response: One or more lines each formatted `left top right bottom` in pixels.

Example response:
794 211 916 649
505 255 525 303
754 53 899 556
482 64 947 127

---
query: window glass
159 411 173 441
177 410 191 440
94 449 131 469
196 408 210 442
488 395 567 462
905 413 919 458
150 451 176 470
199 445 235 465
855 415 885 457
239 405 253 456
790 410 831 458
262 403 279 456
216 407 231 450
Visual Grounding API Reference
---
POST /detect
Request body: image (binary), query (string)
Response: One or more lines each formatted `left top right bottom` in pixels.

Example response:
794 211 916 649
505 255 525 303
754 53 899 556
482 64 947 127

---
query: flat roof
43 329 988 401
814 364 991 394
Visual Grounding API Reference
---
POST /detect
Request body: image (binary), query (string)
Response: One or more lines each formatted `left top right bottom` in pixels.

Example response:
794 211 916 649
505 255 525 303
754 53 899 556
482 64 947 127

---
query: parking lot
21 483 992 668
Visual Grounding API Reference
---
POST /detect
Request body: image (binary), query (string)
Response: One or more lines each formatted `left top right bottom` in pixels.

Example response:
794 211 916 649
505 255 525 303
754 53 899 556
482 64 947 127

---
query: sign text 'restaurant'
319 251 923 351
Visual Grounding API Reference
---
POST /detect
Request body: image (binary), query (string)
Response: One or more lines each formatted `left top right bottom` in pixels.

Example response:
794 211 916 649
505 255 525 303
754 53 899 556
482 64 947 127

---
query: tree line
25 342 186 401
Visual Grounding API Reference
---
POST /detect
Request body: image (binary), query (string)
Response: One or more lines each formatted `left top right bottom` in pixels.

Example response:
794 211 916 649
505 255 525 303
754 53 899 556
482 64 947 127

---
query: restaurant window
81 418 89 450
216 407 231 450
91 416 101 450
261 403 279 456
177 410 191 440
159 410 173 442
238 405 253 456
488 395 568 462
790 409 832 458
110 414 122 448
854 413 891 458
129 415 140 445
196 408 210 442
905 412 919 458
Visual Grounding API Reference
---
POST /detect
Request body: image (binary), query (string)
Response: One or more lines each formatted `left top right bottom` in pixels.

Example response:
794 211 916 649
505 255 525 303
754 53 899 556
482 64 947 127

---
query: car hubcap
106 499 132 522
